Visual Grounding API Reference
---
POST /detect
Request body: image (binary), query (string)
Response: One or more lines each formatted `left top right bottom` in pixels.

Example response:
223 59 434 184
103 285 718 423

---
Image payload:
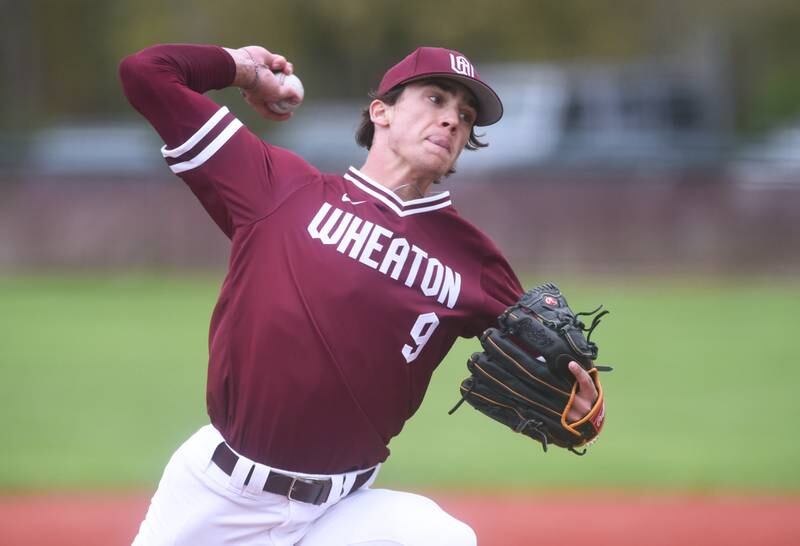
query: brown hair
354 79 488 152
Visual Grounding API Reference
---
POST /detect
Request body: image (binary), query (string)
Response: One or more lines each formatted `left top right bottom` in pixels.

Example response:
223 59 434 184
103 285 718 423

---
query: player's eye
428 94 442 105
460 110 476 125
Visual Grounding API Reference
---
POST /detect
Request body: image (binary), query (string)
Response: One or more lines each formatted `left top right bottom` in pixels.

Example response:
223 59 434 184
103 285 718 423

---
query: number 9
402 312 440 363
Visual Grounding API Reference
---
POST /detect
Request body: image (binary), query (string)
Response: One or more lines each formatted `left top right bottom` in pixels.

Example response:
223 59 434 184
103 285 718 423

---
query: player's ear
369 99 392 128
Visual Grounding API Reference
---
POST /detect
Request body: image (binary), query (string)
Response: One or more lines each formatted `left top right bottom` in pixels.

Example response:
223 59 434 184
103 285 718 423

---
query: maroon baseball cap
377 46 503 126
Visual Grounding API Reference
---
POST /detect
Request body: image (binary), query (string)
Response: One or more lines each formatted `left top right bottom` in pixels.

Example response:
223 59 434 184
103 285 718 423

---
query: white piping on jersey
168 119 243 174
344 172 452 217
348 167 451 206
161 106 230 158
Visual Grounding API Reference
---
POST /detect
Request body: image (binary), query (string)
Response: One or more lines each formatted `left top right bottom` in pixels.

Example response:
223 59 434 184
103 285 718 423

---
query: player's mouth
426 135 452 154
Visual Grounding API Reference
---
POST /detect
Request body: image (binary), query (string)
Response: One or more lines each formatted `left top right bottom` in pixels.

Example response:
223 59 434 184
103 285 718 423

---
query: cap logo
449 53 475 77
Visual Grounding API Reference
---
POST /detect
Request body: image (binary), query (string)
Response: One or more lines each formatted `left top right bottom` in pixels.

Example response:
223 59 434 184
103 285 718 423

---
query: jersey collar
344 167 452 217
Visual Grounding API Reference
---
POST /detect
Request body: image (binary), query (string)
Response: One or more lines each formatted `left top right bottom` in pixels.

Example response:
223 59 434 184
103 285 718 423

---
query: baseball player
119 43 599 546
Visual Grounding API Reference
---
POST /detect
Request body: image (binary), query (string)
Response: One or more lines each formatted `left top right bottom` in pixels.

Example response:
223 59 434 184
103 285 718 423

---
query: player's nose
439 106 459 132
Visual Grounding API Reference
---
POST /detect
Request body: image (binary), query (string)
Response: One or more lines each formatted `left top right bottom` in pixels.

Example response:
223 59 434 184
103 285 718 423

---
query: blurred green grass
1 274 798 492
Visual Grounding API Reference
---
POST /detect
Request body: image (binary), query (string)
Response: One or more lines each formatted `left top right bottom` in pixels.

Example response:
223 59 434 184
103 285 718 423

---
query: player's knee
437 518 477 546
412 497 476 546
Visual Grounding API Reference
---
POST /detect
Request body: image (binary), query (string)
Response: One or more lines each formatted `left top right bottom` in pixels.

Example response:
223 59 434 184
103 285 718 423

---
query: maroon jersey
120 45 523 473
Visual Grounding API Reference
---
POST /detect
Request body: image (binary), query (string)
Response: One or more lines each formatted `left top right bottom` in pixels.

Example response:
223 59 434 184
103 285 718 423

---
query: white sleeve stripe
169 119 243 174
160 106 230 158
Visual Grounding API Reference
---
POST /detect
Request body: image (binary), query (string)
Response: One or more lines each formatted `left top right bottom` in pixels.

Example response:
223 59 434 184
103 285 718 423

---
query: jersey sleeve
462 250 524 338
119 44 317 238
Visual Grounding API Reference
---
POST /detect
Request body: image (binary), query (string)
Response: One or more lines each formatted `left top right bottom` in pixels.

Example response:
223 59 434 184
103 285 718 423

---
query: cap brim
399 73 504 127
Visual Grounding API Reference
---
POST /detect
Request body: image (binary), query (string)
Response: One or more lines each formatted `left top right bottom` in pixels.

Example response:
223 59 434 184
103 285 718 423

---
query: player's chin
420 151 456 178
421 160 453 181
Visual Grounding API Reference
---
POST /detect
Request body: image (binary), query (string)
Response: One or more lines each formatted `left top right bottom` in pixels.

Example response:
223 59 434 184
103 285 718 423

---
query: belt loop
244 464 270 495
340 473 356 500
327 474 346 504
229 456 254 490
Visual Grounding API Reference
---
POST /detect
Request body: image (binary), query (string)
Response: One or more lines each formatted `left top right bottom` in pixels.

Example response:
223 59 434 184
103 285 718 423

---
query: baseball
268 72 304 114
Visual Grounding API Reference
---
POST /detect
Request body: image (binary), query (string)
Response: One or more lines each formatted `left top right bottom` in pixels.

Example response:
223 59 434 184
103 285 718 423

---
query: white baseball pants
132 425 476 546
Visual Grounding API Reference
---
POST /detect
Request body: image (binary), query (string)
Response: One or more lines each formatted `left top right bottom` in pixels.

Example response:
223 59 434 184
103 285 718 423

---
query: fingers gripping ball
269 72 304 114
449 283 612 455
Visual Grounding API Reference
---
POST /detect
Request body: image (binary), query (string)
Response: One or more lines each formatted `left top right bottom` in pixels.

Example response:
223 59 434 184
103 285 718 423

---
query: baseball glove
449 283 611 455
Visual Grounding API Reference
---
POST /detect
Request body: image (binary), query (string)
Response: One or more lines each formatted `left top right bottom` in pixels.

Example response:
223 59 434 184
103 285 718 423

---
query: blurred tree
23 0 118 124
726 0 800 132
1 0 798 134
1 1 38 128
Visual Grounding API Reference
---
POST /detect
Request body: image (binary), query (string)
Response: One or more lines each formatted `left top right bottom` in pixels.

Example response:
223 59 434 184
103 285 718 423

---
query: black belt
211 442 374 506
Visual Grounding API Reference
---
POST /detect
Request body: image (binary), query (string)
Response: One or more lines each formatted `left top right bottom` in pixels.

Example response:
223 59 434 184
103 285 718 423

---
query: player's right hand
230 46 299 121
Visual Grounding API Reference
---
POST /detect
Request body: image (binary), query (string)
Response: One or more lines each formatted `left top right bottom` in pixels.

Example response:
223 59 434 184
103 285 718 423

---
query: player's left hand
450 283 610 454
566 361 598 422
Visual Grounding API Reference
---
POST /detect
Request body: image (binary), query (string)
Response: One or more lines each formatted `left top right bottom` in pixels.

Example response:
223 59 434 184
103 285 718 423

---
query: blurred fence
3 41 798 277
2 168 797 275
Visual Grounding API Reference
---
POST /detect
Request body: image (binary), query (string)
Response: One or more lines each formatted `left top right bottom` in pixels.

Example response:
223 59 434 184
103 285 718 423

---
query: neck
359 150 436 198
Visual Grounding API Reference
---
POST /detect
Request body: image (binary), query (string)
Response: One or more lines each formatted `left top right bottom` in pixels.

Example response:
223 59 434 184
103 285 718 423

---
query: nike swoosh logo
342 193 367 205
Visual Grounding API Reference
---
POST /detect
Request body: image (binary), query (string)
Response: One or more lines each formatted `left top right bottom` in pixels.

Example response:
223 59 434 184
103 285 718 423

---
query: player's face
386 81 477 179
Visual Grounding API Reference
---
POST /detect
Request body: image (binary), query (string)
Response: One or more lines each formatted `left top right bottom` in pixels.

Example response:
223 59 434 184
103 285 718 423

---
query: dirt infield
2 491 799 546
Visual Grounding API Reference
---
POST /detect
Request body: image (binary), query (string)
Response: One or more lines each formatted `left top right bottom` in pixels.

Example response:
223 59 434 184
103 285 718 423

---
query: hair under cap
377 46 503 126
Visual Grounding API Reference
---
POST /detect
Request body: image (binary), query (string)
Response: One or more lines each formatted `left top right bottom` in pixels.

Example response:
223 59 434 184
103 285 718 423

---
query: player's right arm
119 44 313 237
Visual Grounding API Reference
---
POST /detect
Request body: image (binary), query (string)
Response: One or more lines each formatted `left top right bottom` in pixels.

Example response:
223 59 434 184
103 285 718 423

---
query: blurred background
1 0 799 272
1 0 799 544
